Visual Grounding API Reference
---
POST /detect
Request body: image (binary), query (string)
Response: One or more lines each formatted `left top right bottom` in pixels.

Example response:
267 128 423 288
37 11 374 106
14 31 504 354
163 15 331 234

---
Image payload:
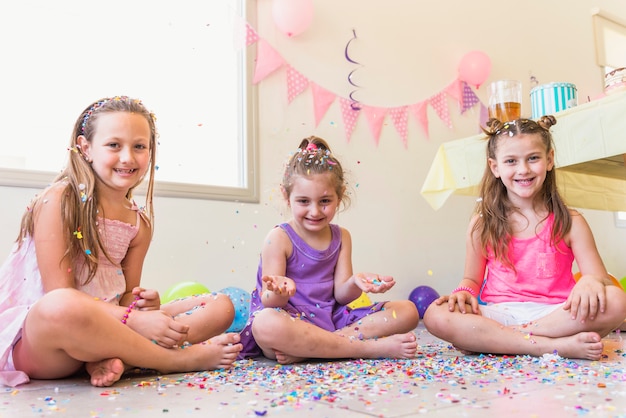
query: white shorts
479 301 564 326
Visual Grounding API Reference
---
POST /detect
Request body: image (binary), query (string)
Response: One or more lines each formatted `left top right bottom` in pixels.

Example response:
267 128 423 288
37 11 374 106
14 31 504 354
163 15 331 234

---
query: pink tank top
480 213 575 304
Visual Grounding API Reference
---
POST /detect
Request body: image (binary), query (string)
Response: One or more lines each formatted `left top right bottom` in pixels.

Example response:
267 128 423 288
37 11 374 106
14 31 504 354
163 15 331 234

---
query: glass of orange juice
488 80 522 122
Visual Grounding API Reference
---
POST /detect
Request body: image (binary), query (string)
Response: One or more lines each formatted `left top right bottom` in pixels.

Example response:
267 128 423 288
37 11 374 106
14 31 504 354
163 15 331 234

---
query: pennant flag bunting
246 22 486 146
310 83 336 127
409 101 430 140
339 98 361 142
444 79 463 106
461 82 481 114
246 22 259 46
362 105 387 146
286 66 309 103
253 39 285 84
388 106 409 148
429 92 452 129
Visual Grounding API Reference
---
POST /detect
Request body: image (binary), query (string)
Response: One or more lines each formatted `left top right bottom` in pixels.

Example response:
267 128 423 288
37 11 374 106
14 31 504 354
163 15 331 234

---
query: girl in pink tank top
424 116 626 360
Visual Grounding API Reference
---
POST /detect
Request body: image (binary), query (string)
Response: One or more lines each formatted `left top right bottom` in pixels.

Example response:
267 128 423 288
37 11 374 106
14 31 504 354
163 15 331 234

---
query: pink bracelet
451 286 477 296
121 297 139 324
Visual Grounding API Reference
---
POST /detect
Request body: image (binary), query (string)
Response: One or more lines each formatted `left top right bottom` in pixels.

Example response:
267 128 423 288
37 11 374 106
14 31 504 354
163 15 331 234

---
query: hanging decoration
272 0 314 37
344 29 362 111
245 23 488 147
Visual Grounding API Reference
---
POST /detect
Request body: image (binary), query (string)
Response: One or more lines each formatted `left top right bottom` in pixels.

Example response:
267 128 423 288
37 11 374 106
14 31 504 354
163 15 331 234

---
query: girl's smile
287 172 339 235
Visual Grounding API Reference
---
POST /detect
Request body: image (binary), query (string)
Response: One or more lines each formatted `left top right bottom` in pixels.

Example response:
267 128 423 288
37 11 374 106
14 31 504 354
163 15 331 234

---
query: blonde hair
17 96 158 284
474 115 571 269
282 136 351 211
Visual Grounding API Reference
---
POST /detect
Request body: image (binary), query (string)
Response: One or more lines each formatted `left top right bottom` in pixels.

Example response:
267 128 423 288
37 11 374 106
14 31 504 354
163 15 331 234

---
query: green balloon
620 276 626 291
161 281 210 304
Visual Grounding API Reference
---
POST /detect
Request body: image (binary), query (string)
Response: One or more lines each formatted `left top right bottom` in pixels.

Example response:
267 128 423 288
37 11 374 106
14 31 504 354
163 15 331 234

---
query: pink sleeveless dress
0 210 140 386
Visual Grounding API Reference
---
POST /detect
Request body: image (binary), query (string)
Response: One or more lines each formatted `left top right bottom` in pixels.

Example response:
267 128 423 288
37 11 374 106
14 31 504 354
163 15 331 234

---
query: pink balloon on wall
272 0 314 37
458 51 492 88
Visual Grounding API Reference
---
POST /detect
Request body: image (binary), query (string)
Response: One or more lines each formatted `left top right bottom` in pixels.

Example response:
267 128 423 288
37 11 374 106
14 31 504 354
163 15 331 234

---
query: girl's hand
132 287 161 311
127 309 190 348
354 273 395 294
434 291 480 315
564 275 607 322
262 275 296 297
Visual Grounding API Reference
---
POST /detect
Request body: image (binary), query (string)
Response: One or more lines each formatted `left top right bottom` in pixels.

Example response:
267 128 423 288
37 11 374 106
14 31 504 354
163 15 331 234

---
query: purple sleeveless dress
238 223 385 359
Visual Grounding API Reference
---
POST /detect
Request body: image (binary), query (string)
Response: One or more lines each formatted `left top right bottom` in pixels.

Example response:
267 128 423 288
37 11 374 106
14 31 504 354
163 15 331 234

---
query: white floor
2 324 625 418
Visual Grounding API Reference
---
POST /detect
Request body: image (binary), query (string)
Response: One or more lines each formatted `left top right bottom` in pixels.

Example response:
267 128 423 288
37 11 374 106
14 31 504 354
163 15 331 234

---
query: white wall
2 0 625 301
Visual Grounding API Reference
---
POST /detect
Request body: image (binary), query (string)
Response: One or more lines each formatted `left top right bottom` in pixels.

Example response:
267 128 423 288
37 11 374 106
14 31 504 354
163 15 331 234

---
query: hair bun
537 115 557 130
483 118 505 135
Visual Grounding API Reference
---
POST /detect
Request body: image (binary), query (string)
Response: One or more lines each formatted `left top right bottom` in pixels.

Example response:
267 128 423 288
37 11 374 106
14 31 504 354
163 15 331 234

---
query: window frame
0 2 259 203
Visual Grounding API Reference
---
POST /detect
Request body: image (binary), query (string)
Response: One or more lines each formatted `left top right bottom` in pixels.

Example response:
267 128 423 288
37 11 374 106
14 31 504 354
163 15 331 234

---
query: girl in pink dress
239 136 419 364
424 116 626 360
0 96 242 387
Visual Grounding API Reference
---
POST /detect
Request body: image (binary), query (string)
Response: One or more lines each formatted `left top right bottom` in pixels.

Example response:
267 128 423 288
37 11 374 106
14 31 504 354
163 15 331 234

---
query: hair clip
306 143 318 152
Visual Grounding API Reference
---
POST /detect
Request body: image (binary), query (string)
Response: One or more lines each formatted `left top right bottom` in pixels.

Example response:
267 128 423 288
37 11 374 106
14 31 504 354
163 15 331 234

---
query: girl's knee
29 288 92 328
250 309 284 341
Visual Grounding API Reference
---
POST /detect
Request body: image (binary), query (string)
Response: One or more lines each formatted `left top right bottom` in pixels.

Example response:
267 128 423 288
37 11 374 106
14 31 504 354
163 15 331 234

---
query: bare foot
274 350 304 365
452 346 476 355
178 333 243 371
545 332 604 360
86 358 125 387
367 332 418 359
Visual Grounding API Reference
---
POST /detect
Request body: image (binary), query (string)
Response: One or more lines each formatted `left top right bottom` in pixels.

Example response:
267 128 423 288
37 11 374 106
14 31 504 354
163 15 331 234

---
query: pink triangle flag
444 79 463 105
362 105 387 146
429 92 452 128
461 82 481 114
286 66 309 103
246 22 260 46
310 83 336 127
339 98 361 142
388 106 409 148
253 39 285 84
409 101 429 140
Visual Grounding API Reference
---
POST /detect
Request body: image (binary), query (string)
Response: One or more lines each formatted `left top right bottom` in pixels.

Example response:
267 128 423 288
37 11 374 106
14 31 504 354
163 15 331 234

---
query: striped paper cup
530 82 577 119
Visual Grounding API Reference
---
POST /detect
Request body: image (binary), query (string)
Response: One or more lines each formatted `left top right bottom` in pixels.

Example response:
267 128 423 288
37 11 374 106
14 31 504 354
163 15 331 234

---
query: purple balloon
409 286 440 317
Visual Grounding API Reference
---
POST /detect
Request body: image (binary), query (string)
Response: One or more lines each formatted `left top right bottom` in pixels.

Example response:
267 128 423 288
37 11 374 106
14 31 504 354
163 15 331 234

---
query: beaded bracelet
451 286 477 296
121 297 140 324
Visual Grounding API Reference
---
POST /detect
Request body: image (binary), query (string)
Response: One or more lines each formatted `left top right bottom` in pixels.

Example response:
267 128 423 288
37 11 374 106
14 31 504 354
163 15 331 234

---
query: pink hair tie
306 143 318 151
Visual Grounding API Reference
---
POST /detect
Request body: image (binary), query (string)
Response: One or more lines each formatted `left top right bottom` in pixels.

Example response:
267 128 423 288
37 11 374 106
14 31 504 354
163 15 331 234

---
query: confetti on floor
3 333 626 417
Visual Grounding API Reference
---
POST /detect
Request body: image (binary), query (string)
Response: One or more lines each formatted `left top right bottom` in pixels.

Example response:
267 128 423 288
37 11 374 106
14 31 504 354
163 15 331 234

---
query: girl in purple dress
239 136 419 363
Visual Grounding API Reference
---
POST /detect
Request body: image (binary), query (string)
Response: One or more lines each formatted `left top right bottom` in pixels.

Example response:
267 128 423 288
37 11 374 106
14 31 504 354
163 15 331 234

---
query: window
0 0 258 202
592 9 626 76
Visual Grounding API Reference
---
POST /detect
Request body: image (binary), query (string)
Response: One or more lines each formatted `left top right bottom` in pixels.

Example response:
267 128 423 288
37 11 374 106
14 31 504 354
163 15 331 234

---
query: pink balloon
458 51 492 88
272 0 314 37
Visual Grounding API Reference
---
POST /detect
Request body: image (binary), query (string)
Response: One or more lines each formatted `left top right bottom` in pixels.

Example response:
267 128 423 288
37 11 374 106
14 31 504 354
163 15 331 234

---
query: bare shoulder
565 208 596 246
32 181 68 218
132 210 153 247
338 226 352 242
568 208 592 230
263 225 292 252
